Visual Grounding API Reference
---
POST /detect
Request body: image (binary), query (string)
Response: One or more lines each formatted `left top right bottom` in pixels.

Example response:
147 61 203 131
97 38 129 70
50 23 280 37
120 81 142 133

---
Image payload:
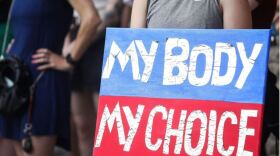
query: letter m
94 103 126 147
102 41 140 80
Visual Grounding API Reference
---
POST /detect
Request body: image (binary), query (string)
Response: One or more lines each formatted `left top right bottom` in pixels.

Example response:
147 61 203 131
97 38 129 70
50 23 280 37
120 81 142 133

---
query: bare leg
71 91 96 156
13 141 24 156
92 92 99 114
0 139 16 156
13 136 56 156
92 92 99 153
70 117 80 156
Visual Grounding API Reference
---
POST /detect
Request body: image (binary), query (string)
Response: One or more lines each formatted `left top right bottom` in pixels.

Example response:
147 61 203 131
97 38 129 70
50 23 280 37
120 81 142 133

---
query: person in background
121 0 133 27
248 0 279 155
0 0 100 156
63 0 122 155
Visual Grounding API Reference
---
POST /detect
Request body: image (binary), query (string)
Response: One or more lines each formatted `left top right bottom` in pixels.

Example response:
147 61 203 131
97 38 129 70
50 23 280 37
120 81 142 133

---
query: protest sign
93 29 270 156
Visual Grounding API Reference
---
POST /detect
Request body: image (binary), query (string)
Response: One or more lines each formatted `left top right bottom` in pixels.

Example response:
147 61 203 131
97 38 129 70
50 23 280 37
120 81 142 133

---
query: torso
147 0 223 29
10 0 73 63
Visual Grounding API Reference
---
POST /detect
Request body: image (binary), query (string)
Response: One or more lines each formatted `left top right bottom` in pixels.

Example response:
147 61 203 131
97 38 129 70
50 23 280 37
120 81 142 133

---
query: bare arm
76 0 120 47
121 4 132 27
247 0 259 11
130 0 148 28
67 0 101 60
105 0 121 14
221 0 252 29
32 0 101 71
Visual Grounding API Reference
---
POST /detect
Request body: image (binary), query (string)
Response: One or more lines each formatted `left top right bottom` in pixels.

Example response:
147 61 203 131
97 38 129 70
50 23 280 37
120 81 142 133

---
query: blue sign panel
100 28 270 104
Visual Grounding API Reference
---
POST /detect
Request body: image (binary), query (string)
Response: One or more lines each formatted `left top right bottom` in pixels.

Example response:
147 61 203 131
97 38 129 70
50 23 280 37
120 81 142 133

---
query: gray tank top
147 0 223 29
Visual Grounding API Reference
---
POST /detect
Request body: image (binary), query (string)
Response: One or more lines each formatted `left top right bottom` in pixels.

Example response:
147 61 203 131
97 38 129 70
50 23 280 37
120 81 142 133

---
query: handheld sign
93 28 270 156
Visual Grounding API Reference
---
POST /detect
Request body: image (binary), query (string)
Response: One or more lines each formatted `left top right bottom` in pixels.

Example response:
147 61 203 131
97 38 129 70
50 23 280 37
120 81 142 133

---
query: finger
37 63 53 70
37 48 50 54
32 58 49 64
32 53 47 59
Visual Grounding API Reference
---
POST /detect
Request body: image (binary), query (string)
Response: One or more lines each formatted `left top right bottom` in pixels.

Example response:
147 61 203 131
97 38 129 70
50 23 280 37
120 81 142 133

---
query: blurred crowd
0 0 279 156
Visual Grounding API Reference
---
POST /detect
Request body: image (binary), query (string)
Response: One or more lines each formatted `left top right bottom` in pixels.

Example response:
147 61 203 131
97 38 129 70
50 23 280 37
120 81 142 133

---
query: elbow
82 10 101 30
87 12 101 29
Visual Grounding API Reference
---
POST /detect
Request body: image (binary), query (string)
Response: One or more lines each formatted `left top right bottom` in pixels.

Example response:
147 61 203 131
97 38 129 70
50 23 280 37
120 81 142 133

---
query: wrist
65 53 78 66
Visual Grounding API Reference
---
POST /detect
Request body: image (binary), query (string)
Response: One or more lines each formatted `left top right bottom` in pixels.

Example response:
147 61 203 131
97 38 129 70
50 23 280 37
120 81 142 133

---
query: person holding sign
129 0 254 155
131 0 251 29
130 0 279 155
